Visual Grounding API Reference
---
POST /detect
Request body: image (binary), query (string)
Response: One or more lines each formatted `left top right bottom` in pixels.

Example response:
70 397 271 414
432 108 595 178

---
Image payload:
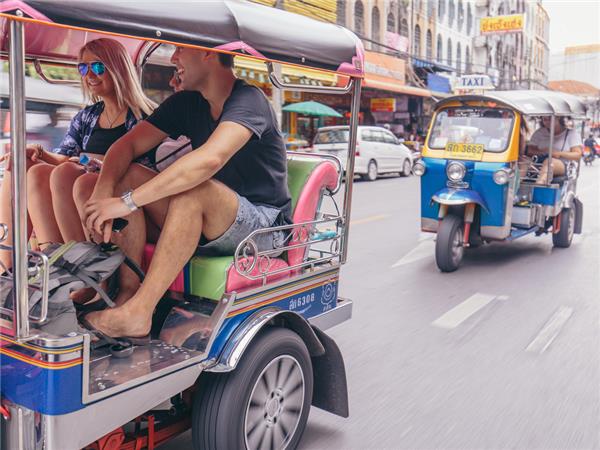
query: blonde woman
0 38 156 272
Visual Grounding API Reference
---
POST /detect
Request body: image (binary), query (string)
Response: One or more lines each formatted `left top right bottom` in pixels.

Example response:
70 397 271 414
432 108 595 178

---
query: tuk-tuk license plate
444 143 484 161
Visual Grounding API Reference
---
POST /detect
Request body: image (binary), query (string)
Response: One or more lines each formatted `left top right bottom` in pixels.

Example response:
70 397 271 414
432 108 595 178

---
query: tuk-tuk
0 1 365 448
413 90 586 272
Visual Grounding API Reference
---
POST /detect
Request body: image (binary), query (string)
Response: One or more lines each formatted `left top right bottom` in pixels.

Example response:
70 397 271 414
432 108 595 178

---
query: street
163 164 600 450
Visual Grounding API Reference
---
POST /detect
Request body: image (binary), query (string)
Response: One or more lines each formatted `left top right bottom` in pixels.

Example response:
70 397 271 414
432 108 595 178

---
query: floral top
52 102 154 167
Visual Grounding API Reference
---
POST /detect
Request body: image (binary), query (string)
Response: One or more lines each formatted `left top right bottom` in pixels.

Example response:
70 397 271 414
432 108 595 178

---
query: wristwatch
120 190 139 212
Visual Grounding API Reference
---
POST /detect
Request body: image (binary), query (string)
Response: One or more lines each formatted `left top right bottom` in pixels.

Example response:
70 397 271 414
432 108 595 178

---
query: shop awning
235 56 338 85
362 75 431 97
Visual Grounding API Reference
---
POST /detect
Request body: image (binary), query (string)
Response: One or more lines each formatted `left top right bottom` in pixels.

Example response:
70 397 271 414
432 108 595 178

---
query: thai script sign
480 14 525 35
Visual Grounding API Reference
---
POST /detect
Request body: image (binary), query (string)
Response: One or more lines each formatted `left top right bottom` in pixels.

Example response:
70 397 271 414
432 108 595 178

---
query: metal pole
9 19 29 338
547 115 555 185
340 79 362 264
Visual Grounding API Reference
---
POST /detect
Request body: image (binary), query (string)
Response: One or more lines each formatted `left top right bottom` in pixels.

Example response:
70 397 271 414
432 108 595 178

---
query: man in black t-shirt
81 47 291 340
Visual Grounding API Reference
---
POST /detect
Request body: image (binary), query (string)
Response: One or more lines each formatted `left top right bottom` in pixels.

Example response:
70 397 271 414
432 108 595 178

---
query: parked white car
311 126 413 181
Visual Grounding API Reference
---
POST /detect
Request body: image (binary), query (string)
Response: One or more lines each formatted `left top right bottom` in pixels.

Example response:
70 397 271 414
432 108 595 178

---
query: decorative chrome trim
207 308 324 373
33 59 79 85
267 62 353 94
307 297 352 331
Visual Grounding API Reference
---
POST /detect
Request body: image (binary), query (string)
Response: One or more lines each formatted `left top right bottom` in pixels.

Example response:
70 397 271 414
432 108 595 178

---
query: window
399 18 409 37
466 4 473 34
427 0 435 18
336 0 346 26
465 45 471 72
314 129 349 144
414 25 421 57
361 129 373 142
387 12 395 32
457 0 464 31
496 42 503 69
428 108 515 153
456 42 462 73
372 6 381 43
426 30 433 60
414 0 422 13
438 0 445 19
355 1 364 36
383 131 397 144
447 38 452 66
437 34 443 63
448 0 455 27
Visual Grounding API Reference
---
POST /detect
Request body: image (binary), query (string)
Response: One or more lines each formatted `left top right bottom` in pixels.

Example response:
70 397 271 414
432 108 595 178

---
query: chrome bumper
308 297 352 330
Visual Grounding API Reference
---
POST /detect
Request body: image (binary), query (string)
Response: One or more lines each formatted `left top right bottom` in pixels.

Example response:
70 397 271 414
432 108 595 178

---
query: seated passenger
0 39 156 280
79 46 291 340
527 116 583 184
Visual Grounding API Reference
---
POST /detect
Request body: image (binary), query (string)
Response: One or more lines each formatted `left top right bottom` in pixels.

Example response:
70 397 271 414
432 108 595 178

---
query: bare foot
113 286 138 308
83 301 152 339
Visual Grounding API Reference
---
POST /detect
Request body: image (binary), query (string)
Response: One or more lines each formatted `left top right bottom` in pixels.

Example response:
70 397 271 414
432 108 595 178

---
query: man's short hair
218 52 234 68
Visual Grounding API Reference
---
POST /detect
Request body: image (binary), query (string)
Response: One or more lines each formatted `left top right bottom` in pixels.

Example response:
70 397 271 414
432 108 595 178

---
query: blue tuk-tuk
413 90 587 272
0 1 365 448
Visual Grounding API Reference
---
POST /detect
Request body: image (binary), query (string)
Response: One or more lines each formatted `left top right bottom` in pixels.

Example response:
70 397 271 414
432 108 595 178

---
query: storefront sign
454 74 495 90
364 51 405 82
384 31 409 53
371 98 396 112
480 14 525 35
427 73 451 93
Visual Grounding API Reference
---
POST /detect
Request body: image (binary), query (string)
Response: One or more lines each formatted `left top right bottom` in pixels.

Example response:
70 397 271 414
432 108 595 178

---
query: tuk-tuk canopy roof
436 90 588 118
0 0 364 77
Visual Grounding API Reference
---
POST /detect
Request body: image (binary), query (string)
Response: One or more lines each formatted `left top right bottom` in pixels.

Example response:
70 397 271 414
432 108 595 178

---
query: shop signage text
371 98 396 112
454 75 495 91
480 14 525 34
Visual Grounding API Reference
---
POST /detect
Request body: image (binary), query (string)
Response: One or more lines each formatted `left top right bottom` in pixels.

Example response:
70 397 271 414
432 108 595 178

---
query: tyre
435 214 465 272
192 327 313 450
401 159 412 177
361 160 378 181
552 207 575 248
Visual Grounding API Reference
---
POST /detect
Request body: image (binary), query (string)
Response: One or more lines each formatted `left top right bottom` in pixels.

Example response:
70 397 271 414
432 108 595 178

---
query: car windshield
314 129 349 144
428 107 515 152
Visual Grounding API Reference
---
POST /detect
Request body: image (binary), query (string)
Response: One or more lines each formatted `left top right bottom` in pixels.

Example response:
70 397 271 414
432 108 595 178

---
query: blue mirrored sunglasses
77 61 106 77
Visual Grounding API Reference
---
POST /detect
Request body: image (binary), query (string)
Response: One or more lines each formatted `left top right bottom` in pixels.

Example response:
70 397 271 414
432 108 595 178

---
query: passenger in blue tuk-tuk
526 116 583 184
80 46 291 340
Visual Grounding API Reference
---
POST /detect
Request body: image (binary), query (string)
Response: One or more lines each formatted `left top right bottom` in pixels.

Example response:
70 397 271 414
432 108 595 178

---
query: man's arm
84 121 252 239
129 121 251 207
92 121 168 198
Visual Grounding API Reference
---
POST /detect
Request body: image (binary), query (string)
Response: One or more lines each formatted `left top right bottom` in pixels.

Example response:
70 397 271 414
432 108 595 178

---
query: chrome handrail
28 251 50 324
234 216 342 282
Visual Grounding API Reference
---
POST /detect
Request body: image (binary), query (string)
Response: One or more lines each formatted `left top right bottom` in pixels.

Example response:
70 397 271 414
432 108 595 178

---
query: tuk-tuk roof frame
435 90 588 119
0 0 364 78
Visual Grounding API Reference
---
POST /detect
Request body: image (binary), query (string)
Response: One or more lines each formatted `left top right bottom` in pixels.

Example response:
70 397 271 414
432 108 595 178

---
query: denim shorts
196 194 286 256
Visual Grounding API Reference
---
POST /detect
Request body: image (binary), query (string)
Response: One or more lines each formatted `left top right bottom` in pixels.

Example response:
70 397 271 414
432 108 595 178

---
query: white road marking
391 239 435 268
526 306 573 354
351 214 390 226
432 293 497 329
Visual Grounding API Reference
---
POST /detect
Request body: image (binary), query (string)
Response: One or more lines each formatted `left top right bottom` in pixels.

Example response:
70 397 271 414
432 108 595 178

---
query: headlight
446 162 466 181
493 169 510 185
413 161 426 176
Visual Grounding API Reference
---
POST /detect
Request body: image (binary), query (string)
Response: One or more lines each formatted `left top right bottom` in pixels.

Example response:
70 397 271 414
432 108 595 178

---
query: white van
311 125 413 181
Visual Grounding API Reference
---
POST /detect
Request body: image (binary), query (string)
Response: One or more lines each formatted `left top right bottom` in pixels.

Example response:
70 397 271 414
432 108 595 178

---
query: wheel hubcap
452 226 464 264
404 160 411 174
369 163 376 179
244 355 305 450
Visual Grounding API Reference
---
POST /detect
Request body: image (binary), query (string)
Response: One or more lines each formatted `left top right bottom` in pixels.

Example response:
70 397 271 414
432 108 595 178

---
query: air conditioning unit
474 0 489 7
474 36 486 48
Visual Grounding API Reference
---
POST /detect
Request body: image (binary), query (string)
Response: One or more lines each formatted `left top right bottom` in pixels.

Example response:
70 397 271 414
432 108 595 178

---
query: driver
527 117 583 184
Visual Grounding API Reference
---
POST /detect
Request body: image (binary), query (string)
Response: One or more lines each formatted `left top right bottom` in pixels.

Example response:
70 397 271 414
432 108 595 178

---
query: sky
543 0 600 52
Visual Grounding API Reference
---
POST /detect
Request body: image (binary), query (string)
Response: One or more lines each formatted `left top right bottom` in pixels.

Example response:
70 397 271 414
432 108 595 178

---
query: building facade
549 44 600 90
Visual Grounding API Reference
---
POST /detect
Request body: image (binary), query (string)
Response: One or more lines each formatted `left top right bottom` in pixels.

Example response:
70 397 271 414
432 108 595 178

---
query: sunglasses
77 61 106 77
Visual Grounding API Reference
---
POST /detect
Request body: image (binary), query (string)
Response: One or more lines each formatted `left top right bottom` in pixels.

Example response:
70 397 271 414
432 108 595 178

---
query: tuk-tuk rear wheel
191 327 313 450
435 214 465 272
552 207 575 248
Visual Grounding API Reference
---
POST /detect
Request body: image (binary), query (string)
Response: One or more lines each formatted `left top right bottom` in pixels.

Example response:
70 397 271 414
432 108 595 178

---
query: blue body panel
210 279 339 359
1 277 339 416
420 157 510 227
0 352 83 415
532 186 560 206
432 188 488 211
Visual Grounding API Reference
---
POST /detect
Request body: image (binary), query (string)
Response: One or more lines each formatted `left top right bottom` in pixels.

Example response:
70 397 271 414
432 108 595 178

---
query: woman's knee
49 162 83 191
27 163 54 191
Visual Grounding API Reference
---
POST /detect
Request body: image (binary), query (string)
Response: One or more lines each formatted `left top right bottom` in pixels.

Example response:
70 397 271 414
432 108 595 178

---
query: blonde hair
79 38 156 119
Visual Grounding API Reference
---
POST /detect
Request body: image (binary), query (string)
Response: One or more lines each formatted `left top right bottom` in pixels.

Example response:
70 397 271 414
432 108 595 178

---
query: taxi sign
454 75 495 91
444 143 484 161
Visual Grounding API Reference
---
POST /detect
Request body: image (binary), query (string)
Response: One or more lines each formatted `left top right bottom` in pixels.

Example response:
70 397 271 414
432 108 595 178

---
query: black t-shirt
147 80 291 224
85 122 128 155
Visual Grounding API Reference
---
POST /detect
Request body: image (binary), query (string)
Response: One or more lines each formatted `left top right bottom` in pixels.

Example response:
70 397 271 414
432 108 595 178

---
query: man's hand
84 197 130 243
